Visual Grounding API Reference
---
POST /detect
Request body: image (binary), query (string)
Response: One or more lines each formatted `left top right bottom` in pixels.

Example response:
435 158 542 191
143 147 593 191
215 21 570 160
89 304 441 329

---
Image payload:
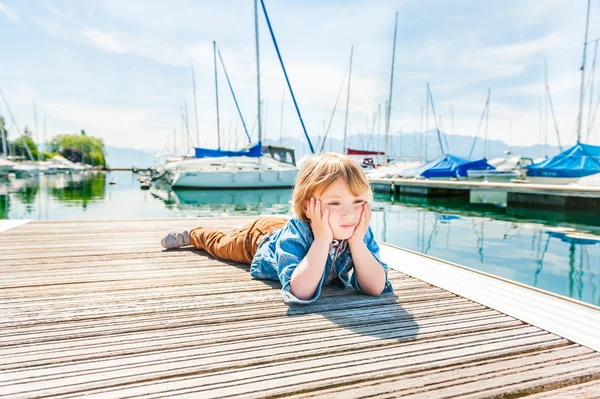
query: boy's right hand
306 197 333 243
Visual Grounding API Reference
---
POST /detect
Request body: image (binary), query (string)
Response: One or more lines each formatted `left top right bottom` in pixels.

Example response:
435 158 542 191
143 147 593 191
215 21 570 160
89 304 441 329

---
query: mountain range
105 130 562 168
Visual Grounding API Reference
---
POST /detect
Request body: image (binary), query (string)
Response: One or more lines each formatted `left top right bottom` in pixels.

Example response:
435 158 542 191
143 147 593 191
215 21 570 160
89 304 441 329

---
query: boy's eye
328 201 340 206
354 199 366 204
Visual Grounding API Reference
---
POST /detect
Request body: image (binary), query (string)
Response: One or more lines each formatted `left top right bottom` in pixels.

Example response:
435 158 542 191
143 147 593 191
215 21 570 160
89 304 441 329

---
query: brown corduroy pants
189 216 289 265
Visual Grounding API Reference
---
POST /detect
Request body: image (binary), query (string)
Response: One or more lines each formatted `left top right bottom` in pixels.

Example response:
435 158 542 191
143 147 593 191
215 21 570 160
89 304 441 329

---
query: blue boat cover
401 154 495 178
525 143 600 178
194 142 262 159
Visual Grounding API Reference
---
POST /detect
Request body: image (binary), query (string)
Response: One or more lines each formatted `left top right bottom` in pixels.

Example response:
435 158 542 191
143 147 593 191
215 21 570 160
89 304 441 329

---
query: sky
1 0 600 153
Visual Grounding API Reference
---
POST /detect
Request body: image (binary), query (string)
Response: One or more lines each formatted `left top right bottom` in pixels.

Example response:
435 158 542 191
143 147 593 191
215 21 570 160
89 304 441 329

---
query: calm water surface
1 171 598 306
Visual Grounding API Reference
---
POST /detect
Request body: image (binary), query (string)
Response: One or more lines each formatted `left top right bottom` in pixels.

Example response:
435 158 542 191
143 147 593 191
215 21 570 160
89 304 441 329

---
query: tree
49 133 106 167
10 136 38 160
0 116 7 156
23 125 33 137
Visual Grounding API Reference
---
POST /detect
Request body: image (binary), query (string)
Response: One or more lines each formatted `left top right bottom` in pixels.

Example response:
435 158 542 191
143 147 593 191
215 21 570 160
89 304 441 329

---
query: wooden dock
369 177 600 209
1 218 600 398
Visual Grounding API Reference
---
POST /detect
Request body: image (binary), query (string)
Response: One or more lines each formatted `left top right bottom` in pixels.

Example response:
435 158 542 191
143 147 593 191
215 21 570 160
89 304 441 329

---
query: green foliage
49 173 106 209
0 116 7 139
9 136 38 160
42 151 58 160
49 134 106 167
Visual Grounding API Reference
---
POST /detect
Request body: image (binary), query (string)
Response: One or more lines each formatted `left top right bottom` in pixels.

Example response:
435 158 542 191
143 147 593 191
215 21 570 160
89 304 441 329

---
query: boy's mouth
340 223 357 229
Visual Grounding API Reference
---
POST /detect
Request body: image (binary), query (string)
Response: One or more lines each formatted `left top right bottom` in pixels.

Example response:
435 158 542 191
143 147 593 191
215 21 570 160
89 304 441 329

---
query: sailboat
522 0 600 186
169 2 305 189
399 85 495 180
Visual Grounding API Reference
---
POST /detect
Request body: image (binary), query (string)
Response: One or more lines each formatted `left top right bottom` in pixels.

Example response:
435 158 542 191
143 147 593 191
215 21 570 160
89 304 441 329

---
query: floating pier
370 177 600 209
1 218 599 398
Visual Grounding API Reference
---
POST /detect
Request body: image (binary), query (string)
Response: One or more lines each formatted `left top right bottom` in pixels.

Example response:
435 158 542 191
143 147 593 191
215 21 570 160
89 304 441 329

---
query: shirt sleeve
350 226 394 295
276 220 324 305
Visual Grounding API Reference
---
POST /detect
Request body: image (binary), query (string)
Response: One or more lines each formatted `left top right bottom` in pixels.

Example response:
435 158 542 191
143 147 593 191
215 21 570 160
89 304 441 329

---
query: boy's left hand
348 202 372 246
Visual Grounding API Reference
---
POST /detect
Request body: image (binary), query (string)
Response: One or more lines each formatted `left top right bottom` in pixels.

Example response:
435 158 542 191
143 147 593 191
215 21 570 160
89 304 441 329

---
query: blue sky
1 0 599 152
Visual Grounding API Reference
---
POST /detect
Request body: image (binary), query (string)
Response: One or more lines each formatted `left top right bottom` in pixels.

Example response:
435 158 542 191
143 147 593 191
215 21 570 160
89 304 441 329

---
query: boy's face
316 178 368 240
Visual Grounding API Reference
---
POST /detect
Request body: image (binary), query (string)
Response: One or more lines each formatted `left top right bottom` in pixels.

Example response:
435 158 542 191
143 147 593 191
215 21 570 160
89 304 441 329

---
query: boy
162 153 393 304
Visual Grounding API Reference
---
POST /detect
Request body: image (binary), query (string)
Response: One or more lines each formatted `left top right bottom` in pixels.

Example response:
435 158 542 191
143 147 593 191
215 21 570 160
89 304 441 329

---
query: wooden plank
380 243 600 352
525 379 600 398
1 311 515 370
286 346 600 399
1 218 598 398
0 327 562 397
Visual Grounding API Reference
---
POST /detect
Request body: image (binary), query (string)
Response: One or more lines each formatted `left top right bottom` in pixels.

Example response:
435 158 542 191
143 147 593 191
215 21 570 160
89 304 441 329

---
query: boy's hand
306 197 333 243
349 202 372 246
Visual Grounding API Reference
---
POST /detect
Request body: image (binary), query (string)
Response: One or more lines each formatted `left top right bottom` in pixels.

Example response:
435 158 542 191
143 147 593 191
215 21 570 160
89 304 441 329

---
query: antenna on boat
576 0 592 143
343 45 354 155
384 12 399 164
213 41 221 149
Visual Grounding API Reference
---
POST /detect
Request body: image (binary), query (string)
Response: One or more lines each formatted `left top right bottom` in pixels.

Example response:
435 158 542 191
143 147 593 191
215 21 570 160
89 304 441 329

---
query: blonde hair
293 153 373 222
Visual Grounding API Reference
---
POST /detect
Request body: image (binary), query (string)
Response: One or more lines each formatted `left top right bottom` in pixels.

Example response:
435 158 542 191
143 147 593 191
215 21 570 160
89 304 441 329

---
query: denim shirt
250 217 394 304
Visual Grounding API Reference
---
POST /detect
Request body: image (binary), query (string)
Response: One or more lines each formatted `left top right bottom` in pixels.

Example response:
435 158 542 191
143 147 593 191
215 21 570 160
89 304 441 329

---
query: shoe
161 230 190 249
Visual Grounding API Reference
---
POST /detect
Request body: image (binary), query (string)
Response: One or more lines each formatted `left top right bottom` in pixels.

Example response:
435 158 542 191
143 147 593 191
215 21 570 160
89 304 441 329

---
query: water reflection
0 172 598 306
370 192 600 306
48 173 106 208
151 185 293 217
0 172 108 219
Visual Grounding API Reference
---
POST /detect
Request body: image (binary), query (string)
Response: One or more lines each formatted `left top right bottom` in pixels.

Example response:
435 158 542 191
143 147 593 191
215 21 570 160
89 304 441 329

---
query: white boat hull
171 168 298 188
466 169 523 182
522 173 600 186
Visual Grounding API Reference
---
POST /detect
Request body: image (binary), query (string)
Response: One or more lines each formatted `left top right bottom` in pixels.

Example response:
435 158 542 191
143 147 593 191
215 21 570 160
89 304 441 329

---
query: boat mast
213 41 221 148
424 86 429 161
190 61 200 147
384 12 399 164
545 60 563 151
33 101 40 161
576 0 591 143
419 106 423 159
343 45 354 155
0 103 7 158
259 0 314 153
254 0 262 146
0 88 34 161
279 89 284 145
587 39 598 141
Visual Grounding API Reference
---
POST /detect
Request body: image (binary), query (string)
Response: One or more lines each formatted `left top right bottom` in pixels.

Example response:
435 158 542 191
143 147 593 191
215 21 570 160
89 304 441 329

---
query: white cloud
0 3 19 23
12 1 600 150
81 28 127 54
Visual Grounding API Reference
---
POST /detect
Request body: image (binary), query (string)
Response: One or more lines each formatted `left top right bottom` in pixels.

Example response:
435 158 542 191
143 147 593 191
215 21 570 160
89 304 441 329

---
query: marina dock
370 177 600 208
1 218 600 398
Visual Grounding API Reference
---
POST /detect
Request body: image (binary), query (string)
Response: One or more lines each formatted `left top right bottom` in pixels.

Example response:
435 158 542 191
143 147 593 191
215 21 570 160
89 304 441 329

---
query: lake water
1 171 599 307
